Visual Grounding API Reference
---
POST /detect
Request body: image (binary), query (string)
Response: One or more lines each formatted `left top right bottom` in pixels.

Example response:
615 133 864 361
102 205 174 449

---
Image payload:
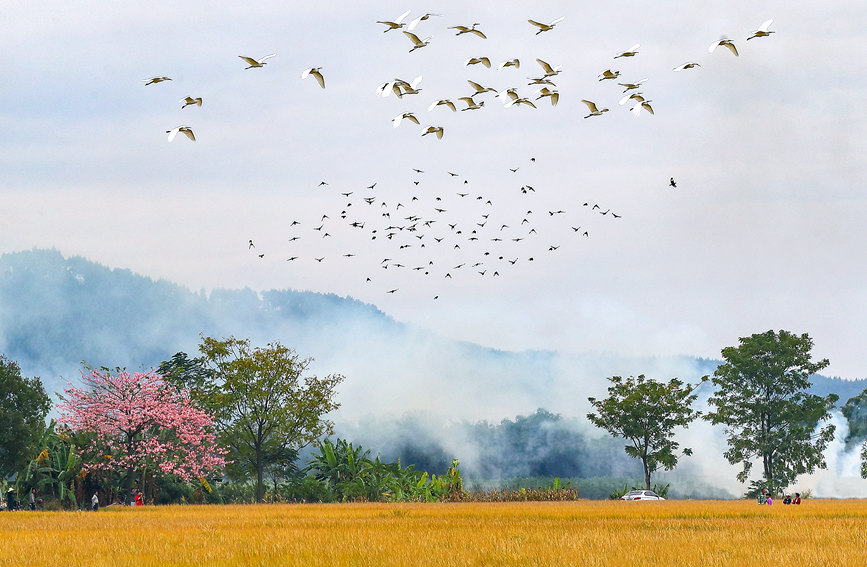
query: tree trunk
255 454 265 503
643 458 651 490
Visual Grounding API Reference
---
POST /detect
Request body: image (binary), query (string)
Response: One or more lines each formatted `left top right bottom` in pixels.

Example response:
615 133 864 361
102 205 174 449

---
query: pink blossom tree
57 369 227 494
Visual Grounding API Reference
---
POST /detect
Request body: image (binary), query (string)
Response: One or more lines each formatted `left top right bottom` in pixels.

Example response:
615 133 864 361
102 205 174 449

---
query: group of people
4 488 41 511
3 487 145 512
758 488 802 505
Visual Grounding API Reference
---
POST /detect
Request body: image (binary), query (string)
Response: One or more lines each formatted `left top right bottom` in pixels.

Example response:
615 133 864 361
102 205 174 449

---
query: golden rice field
2 500 867 566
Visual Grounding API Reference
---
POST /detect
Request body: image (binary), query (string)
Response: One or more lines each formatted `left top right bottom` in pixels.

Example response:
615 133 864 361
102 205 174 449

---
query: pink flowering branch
57 369 228 481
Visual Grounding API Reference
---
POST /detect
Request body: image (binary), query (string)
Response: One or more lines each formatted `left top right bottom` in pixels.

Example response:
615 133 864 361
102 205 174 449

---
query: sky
2 1 866 378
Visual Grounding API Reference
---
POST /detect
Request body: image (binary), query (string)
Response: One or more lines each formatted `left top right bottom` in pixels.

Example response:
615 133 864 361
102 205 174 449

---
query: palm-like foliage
22 420 81 509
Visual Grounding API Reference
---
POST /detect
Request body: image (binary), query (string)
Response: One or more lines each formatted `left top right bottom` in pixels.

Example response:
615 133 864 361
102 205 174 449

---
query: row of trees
588 330 843 495
3 329 867 505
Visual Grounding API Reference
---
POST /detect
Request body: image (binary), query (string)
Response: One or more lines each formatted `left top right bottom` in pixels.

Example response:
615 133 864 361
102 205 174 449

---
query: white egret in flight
708 38 738 56
527 17 564 34
449 24 487 39
239 53 276 69
166 126 195 142
376 10 411 32
580 100 608 118
747 19 774 40
180 97 202 109
301 67 325 88
614 44 640 58
403 31 430 52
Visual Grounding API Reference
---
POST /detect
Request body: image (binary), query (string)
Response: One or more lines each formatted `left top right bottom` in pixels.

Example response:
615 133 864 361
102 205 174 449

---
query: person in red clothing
793 492 801 505
134 491 143 506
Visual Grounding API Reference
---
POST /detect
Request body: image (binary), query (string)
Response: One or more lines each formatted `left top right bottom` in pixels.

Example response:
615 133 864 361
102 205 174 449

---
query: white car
620 490 665 501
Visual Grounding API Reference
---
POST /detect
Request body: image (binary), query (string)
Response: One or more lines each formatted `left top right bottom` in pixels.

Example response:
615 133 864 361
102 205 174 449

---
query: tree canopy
0 355 52 479
587 374 702 489
195 336 345 502
705 330 837 493
56 369 227 490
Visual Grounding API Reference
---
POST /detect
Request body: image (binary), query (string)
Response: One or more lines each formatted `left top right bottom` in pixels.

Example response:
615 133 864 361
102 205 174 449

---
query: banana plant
22 420 80 509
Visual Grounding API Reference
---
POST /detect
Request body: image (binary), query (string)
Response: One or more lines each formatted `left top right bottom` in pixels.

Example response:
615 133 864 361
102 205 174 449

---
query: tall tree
706 330 837 493
587 374 703 489
197 336 345 502
0 355 52 479
57 369 227 493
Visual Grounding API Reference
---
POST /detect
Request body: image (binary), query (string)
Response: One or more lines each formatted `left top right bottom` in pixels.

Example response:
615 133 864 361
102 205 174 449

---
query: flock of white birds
144 12 775 298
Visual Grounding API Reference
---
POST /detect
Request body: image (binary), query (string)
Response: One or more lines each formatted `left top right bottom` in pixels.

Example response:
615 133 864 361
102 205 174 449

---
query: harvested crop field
2 500 866 566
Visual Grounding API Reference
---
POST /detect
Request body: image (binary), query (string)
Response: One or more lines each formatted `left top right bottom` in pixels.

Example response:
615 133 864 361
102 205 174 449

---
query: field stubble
1 500 866 566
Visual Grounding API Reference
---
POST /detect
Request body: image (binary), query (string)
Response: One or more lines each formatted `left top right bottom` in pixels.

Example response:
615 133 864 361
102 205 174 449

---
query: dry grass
2 500 866 566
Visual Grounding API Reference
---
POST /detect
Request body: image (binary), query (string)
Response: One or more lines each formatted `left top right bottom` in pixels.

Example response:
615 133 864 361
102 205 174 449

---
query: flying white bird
580 99 608 118
528 78 557 87
619 92 645 106
467 80 496 95
527 16 564 34
708 38 738 56
403 31 430 52
422 126 444 139
379 76 423 97
497 88 519 105
535 87 559 106
630 100 654 116
429 99 457 112
396 76 423 96
180 97 202 109
747 19 774 40
536 58 562 77
505 97 537 109
499 59 520 70
598 69 620 81
673 62 701 71
407 13 441 31
458 97 484 111
618 78 647 92
144 77 172 85
166 126 195 142
465 57 491 68
239 53 276 69
449 23 487 39
614 44 640 59
301 67 325 88
376 10 411 32
393 112 420 128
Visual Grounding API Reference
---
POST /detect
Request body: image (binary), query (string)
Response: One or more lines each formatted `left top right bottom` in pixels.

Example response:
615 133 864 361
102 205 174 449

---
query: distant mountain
3 249 866 494
1 249 862 407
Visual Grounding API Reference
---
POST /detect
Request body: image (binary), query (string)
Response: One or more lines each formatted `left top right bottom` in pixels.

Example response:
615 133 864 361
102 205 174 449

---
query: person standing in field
135 490 143 506
29 489 36 511
91 492 99 512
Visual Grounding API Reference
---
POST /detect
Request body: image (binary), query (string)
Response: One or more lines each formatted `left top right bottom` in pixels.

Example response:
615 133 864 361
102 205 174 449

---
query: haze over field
2 249 867 497
1 1 866 381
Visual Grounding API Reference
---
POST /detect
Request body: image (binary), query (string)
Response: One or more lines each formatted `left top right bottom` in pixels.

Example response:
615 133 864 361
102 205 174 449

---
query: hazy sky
2 1 866 377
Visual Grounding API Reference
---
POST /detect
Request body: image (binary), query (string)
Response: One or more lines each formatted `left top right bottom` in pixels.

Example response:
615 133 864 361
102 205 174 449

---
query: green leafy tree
841 387 867 446
706 330 837 493
159 351 215 399
839 387 867 480
0 355 52 479
587 374 703 490
197 336 345 503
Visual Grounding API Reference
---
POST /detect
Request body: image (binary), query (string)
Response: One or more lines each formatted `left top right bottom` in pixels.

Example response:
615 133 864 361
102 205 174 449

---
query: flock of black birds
141 10 774 298
248 162 624 297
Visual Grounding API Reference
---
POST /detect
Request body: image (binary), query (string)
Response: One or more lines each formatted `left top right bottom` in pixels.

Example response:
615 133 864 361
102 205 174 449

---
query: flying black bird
670 177 677 187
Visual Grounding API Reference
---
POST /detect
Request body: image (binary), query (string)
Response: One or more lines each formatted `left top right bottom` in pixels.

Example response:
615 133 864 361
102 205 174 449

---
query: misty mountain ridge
4 248 867 497
1 248 864 410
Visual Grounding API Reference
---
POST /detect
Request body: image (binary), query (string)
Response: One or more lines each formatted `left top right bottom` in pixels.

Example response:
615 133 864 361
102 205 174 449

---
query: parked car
620 490 665 501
